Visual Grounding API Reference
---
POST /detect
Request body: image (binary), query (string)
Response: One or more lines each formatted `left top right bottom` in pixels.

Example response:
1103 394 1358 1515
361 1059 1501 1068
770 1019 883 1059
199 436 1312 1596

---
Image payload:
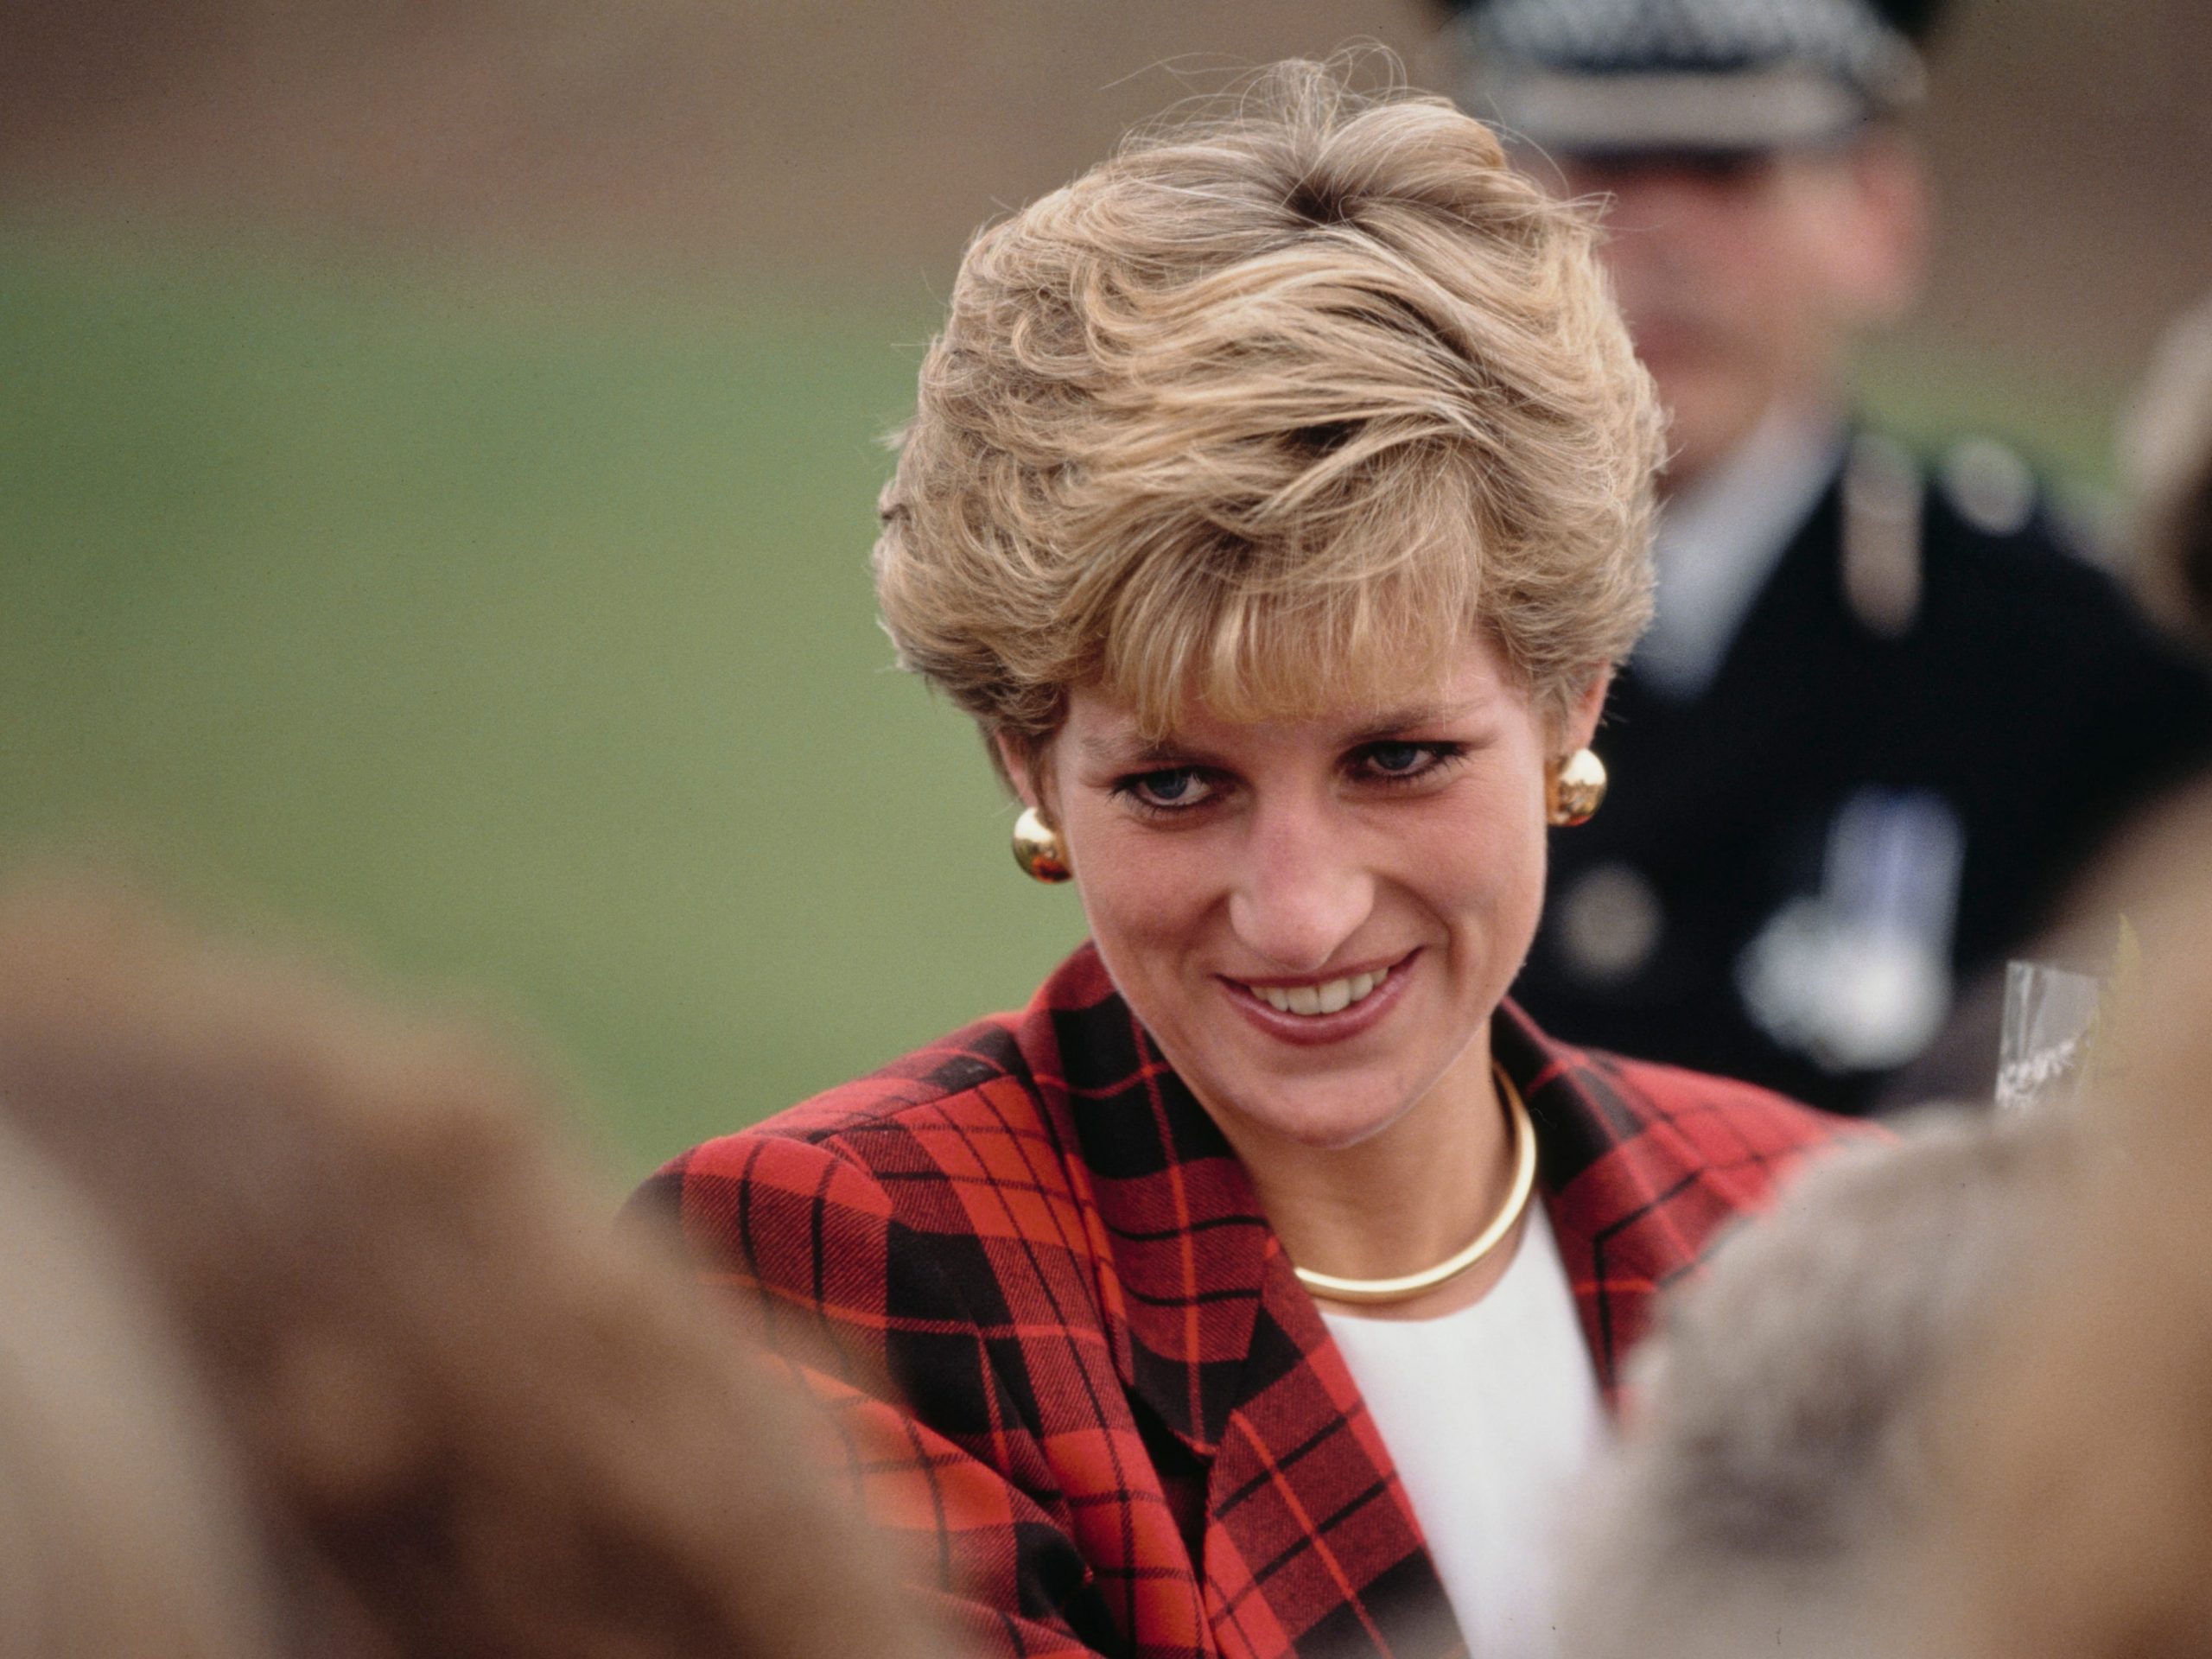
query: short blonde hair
874 57 1663 760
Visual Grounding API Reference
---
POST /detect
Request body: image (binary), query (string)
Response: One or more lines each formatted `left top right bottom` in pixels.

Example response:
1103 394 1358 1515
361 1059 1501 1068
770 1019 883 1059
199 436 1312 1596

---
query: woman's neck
1217 1027 1526 1322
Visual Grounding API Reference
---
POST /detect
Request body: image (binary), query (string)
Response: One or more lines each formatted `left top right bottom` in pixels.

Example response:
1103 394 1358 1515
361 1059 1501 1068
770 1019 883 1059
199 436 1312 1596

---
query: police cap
1452 0 1929 157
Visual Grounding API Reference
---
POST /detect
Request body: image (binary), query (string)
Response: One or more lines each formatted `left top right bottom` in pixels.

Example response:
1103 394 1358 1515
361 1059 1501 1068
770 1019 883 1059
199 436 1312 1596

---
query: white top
1319 1208 1605 1659
1638 402 1847 701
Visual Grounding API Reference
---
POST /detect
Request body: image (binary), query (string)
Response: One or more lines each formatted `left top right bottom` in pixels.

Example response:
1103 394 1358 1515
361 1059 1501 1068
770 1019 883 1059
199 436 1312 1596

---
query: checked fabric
638 944 1861 1659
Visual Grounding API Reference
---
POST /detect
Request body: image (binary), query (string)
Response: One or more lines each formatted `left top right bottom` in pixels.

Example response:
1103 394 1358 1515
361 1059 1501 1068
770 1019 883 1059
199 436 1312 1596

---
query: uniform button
1555 862 1662 984
1942 437 2037 537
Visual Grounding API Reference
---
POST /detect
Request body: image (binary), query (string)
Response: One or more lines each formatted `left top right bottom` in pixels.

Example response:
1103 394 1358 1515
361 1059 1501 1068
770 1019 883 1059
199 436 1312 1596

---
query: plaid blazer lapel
1036 950 1270 1454
1033 949 1463 1659
1192 1252 1466 1659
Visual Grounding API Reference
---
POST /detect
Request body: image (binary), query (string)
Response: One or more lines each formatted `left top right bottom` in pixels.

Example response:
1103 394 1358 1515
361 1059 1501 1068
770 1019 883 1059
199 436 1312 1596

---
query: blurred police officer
1443 0 2212 1113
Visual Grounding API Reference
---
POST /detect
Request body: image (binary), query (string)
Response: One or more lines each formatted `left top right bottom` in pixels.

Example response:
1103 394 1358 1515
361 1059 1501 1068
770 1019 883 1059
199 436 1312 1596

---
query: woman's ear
994 731 1052 816
1565 667 1614 754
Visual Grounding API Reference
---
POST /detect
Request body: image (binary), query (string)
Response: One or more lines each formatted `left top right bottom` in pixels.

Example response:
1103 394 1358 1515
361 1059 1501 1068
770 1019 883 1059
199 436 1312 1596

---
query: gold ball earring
1546 747 1608 827
1011 806 1072 883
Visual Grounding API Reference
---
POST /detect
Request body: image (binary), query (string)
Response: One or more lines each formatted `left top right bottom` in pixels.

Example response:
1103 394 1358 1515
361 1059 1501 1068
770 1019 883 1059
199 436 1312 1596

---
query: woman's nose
1226 804 1376 975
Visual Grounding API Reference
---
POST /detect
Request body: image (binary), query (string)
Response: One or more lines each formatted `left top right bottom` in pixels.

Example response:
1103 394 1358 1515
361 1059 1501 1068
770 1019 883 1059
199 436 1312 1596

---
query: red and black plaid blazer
639 944 1859 1659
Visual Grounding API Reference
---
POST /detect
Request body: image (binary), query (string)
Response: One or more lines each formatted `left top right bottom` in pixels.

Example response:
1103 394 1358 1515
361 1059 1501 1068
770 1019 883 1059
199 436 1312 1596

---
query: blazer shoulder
758 1013 1040 1142
642 945 1128 1243
1581 1046 1880 1194
1597 1046 1856 1122
641 1011 1054 1218
1915 452 2158 635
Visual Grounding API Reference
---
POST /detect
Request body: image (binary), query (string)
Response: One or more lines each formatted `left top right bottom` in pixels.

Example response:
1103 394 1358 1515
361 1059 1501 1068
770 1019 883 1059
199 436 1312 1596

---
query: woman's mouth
1247 968 1389 1017
1222 952 1416 1046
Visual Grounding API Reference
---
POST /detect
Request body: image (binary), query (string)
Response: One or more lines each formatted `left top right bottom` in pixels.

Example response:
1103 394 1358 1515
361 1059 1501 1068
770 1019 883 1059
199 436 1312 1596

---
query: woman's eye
1128 769 1214 810
1367 742 1428 776
1355 741 1463 785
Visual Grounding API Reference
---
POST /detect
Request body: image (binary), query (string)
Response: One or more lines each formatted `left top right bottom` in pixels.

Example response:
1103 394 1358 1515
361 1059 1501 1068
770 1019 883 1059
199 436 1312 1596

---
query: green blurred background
0 231 1090 1173
3 0 2204 1173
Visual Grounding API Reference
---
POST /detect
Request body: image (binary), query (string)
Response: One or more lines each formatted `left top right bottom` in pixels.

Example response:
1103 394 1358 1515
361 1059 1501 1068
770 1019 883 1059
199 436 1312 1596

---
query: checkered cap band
1463 0 1924 149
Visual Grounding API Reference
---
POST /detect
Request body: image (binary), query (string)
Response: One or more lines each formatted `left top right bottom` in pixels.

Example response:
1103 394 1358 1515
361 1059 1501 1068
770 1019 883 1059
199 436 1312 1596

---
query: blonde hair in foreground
0 869 949 1659
1927 787 2212 1659
874 56 1664 760
0 1122 280 1659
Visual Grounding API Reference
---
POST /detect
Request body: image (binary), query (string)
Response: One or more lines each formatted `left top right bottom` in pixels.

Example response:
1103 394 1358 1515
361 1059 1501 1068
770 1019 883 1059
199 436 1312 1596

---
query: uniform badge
1555 861 1664 984
1735 788 1963 1072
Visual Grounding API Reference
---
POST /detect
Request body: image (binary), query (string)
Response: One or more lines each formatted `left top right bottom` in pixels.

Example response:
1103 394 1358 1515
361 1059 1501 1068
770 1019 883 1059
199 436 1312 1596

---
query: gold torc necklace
1291 1064 1539 1307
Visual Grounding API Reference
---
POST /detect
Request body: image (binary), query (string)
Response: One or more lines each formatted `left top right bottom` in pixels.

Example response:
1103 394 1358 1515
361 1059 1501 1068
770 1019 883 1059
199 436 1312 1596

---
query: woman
643 64 1859 1659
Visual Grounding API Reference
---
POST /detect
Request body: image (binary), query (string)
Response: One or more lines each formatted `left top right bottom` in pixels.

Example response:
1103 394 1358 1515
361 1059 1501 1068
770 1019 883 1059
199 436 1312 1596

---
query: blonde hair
874 56 1663 761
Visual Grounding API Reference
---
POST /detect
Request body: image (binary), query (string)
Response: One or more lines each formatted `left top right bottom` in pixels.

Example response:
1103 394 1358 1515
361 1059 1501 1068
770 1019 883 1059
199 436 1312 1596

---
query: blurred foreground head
1928 787 2212 1658
1446 0 1934 483
0 1116 281 1659
1556 1108 2071 1659
0 871 944 1659
1556 786 2212 1659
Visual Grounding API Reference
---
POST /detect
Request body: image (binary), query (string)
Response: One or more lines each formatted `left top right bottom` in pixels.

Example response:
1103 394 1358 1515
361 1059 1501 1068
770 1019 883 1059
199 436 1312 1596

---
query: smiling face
1013 632 1604 1157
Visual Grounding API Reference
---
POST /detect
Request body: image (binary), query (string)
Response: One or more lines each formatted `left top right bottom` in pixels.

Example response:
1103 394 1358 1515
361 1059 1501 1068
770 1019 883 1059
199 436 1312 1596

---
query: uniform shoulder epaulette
1936 435 2040 538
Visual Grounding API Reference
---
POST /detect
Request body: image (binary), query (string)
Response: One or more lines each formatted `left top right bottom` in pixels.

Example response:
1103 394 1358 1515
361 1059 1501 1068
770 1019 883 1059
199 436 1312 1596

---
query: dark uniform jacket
639 943 1860 1659
1517 441 2212 1115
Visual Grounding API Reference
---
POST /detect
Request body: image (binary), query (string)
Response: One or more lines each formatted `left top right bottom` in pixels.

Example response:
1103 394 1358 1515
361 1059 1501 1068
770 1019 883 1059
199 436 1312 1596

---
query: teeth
1252 969 1386 1016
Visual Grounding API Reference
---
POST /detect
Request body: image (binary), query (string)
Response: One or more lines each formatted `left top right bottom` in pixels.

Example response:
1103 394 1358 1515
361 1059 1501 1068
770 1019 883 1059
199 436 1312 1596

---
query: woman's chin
1210 1079 1425 1154
1166 1014 1472 1155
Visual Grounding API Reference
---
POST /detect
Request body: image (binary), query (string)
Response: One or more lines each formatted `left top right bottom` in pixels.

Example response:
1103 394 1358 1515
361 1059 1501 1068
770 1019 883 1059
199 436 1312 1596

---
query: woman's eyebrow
1343 700 1481 742
1077 733 1211 769
1076 701 1492 767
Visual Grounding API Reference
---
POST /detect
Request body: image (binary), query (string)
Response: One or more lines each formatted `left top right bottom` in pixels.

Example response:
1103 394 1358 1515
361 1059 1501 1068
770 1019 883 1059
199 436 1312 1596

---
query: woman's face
1020 632 1603 1154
